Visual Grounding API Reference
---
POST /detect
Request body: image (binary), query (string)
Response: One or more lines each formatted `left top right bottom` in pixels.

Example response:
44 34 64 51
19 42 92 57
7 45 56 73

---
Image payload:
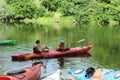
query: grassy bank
23 16 76 25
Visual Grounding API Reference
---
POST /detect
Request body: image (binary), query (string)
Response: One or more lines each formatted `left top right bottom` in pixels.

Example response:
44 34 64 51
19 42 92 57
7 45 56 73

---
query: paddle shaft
67 39 85 47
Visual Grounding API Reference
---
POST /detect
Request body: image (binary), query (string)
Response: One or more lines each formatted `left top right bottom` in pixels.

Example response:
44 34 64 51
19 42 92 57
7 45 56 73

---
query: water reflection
88 25 120 70
58 58 64 69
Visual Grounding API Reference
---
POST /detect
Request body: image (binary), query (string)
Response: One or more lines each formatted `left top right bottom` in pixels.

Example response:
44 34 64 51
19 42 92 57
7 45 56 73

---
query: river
0 23 120 79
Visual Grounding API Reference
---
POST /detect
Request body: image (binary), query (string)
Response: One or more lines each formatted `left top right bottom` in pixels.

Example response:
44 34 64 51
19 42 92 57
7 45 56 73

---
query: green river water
0 23 120 78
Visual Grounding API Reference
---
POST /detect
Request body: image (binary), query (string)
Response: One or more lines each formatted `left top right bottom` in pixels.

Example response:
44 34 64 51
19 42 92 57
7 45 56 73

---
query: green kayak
0 40 16 45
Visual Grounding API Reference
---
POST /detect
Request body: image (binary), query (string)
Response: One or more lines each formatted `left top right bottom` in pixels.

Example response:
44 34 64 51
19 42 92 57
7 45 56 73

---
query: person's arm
36 45 43 52
90 68 104 80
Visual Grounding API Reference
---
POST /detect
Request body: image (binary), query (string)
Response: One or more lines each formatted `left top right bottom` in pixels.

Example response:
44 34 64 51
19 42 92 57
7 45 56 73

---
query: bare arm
90 68 104 80
35 45 43 52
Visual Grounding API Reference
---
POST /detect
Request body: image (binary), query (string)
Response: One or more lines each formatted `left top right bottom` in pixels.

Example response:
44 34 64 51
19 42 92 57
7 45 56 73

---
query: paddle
67 39 85 47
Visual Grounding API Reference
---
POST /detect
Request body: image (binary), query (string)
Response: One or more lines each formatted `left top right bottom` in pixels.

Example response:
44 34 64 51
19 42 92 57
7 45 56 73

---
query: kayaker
33 40 49 54
56 40 70 51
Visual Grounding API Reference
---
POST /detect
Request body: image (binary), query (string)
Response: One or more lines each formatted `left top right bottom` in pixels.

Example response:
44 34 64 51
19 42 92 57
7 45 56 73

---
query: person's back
33 40 42 54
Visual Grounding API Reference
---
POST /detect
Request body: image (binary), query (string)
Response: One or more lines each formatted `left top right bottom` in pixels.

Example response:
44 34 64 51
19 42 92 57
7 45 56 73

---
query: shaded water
0 23 120 79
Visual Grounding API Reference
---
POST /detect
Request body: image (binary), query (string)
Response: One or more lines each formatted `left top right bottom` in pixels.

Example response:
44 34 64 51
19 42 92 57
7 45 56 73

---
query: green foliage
44 12 54 17
1 0 120 24
60 1 76 16
73 0 120 24
0 0 14 19
74 0 98 23
35 5 46 17
97 0 111 4
41 0 61 11
5 0 46 20
11 1 37 19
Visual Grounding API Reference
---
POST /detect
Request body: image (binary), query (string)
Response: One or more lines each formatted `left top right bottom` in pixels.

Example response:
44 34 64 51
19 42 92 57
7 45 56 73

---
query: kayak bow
0 63 42 80
0 40 16 45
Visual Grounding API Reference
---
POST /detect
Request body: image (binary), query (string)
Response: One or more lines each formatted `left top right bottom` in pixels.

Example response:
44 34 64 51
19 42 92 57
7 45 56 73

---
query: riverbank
23 18 119 27
23 12 76 25
23 16 76 25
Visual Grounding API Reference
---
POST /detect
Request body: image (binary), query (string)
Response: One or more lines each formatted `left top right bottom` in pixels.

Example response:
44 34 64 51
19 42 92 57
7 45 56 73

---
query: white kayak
42 70 61 80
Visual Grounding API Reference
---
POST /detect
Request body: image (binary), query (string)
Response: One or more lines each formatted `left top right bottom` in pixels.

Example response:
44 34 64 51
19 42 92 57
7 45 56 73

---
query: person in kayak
56 40 70 51
33 40 49 54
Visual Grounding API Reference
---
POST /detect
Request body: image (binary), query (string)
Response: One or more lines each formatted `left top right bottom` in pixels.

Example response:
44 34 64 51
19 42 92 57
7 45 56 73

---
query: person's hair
36 40 40 44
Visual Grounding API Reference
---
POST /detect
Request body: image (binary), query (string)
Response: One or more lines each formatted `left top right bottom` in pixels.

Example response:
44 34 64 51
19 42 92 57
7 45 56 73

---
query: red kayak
0 62 42 80
12 45 92 61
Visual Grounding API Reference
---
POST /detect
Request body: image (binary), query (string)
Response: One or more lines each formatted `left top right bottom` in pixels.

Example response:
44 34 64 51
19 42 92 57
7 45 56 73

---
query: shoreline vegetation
0 0 120 26
23 16 77 25
22 16 119 26
1 16 119 26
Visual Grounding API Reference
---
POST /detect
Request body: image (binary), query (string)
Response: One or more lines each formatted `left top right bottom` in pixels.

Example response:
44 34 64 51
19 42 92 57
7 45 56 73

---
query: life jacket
33 46 41 53
58 44 65 50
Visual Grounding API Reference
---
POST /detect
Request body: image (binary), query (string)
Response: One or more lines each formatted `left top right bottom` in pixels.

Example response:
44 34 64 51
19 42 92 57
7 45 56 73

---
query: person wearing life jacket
33 40 49 54
56 40 70 51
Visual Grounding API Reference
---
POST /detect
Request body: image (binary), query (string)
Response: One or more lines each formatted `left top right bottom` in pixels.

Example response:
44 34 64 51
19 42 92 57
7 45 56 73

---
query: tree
0 0 14 22
5 0 46 20
97 0 111 4
41 0 61 11
60 1 76 16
